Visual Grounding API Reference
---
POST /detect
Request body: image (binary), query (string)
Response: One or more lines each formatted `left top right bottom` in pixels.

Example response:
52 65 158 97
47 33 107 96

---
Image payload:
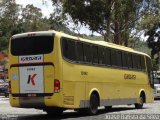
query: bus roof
12 30 150 58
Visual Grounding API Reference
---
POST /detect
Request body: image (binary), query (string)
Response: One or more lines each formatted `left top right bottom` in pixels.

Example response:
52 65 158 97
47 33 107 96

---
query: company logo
27 74 37 86
124 74 136 80
21 56 42 62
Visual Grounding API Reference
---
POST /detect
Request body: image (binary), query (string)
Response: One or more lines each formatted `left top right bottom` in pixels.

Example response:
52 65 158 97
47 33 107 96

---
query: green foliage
0 1 73 53
0 0 20 52
49 12 74 35
138 0 160 59
63 0 111 31
134 40 151 55
0 0 158 62
152 59 159 71
52 0 144 46
146 23 160 58
136 0 160 70
20 4 47 32
84 35 104 41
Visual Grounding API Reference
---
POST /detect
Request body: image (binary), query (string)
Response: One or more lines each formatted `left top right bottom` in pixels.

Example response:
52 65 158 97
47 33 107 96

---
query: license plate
27 94 37 97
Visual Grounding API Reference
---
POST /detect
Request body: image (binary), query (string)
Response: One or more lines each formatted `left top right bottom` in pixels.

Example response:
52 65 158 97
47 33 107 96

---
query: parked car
0 79 4 83
0 82 9 97
153 71 160 99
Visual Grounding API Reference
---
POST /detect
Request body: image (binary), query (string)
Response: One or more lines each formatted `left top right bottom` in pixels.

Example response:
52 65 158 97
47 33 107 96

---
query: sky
16 0 53 18
15 0 95 35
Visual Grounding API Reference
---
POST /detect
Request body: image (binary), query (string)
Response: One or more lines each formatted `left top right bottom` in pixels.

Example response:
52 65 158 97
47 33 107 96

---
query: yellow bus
9 30 154 116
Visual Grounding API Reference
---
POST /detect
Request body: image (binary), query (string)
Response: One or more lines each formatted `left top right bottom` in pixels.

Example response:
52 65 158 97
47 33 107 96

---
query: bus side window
111 49 116 66
111 49 120 67
131 54 142 70
76 42 84 62
128 53 133 69
146 57 154 86
122 52 128 68
106 48 111 66
98 47 106 65
92 45 98 64
141 56 145 71
83 43 92 63
137 55 142 70
132 54 137 69
117 51 122 67
62 38 76 61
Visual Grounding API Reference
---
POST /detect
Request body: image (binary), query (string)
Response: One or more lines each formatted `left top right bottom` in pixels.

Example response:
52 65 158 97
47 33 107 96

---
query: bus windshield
11 35 54 56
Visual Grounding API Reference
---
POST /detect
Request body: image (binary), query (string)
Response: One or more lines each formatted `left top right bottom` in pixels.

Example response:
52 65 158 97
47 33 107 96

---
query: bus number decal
81 71 88 75
124 74 136 80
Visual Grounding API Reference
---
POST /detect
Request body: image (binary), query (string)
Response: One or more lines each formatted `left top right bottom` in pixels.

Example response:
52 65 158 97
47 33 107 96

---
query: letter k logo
27 74 37 86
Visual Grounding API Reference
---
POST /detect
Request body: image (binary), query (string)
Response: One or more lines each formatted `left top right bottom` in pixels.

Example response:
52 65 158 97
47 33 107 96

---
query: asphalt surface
0 96 160 120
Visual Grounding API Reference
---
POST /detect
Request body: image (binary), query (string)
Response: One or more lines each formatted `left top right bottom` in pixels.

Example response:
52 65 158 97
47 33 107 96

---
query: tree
20 4 49 32
0 1 51 53
0 0 74 53
137 0 160 70
0 0 20 53
51 0 144 46
49 12 74 35
138 0 160 58
146 23 160 59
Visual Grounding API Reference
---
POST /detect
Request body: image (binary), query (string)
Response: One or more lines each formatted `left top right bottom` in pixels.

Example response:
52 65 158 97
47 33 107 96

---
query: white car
154 84 160 99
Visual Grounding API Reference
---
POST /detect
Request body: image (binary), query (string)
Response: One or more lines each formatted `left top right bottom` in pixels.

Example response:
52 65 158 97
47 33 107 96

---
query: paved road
0 96 160 120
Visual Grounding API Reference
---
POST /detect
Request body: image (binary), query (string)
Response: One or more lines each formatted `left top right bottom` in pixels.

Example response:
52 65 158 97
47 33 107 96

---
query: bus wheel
45 108 63 117
77 108 87 115
105 106 112 111
135 94 144 109
87 93 99 115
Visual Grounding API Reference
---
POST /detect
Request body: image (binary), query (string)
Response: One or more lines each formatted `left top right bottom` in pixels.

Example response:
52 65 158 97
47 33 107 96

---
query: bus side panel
86 67 153 105
9 56 20 107
62 60 154 108
43 64 55 106
44 35 63 107
120 71 147 99
43 53 54 94
62 61 86 108
86 66 120 100
85 67 137 104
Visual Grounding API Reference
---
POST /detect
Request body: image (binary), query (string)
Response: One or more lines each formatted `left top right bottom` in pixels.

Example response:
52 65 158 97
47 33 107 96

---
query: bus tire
105 106 112 111
45 108 63 117
77 108 88 115
87 93 99 115
135 93 145 109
